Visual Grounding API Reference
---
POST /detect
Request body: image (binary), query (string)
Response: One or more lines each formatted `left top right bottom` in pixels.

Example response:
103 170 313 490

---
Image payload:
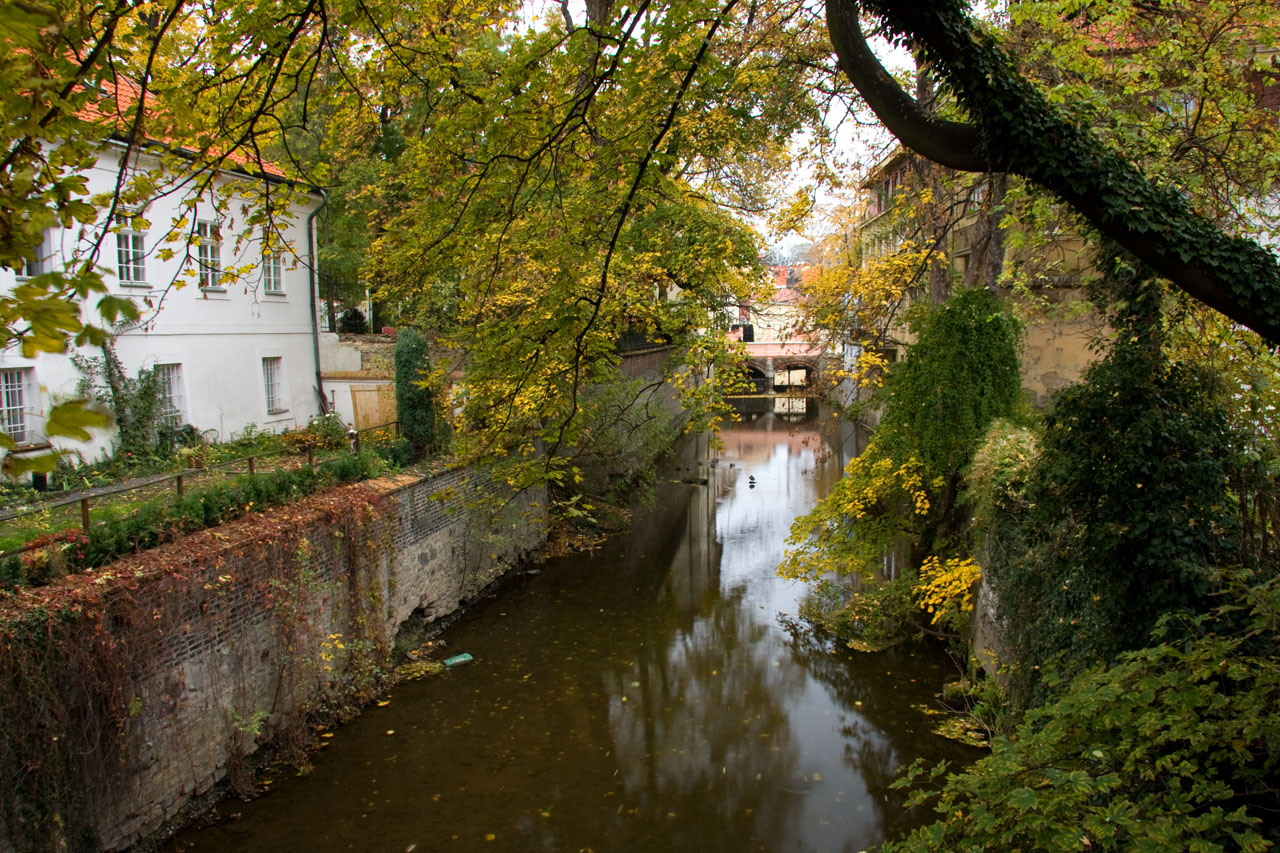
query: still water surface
170 401 978 852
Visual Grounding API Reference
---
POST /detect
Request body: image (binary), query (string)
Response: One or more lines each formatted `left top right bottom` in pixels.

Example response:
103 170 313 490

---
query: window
196 220 222 289
17 232 48 280
262 357 285 414
154 363 184 427
116 214 146 286
263 251 283 294
0 369 29 445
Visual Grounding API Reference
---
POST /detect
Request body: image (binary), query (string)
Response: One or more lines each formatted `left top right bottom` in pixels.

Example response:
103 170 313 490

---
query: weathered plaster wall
0 469 545 852
1019 295 1106 407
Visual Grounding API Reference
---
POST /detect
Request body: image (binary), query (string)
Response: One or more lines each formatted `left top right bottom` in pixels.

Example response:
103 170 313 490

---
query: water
169 400 979 852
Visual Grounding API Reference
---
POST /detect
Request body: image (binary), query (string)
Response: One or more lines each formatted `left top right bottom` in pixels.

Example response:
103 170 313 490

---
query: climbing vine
976 252 1242 705
782 288 1023 586
783 289 1021 653
0 483 395 849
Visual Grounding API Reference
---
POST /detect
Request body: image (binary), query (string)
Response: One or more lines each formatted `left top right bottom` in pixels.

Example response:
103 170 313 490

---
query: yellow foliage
838 454 931 520
915 556 982 626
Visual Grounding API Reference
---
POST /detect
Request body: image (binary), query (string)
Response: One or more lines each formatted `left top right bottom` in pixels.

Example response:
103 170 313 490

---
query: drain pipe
306 188 329 415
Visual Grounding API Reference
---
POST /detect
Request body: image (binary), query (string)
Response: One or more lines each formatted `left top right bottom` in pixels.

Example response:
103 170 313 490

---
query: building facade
1 141 325 464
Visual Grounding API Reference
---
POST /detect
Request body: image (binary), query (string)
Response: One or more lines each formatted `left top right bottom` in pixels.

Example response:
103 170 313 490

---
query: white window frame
154 363 185 427
116 213 147 286
0 369 30 445
263 250 284 295
196 220 222 289
262 356 286 415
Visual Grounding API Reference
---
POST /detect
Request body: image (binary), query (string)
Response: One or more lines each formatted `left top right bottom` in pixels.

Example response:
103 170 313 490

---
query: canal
169 400 979 852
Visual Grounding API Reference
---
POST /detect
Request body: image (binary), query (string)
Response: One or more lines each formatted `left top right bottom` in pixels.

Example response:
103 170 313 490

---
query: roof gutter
306 189 329 414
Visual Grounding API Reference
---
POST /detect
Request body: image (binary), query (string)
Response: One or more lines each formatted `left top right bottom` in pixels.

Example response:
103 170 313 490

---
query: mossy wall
0 469 546 851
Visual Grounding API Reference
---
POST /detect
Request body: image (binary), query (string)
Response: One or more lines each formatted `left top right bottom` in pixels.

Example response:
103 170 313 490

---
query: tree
0 0 509 471
342 1 842 492
4 0 851 487
394 327 440 456
825 0 1280 343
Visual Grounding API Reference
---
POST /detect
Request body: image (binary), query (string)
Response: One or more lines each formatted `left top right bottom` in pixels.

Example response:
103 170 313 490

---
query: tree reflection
601 588 806 849
778 617 983 842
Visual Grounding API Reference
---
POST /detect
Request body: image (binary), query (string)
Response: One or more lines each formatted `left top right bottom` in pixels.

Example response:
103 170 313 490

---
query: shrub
373 437 413 468
394 327 440 457
338 307 369 334
885 572 1280 852
282 414 349 454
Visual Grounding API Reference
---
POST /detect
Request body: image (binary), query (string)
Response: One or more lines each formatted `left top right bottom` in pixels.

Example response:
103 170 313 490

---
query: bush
394 327 440 457
885 572 1280 852
373 437 414 468
338 307 369 334
282 414 349 454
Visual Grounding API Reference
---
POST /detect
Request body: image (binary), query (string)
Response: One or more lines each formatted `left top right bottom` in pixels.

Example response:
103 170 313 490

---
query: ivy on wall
0 483 394 850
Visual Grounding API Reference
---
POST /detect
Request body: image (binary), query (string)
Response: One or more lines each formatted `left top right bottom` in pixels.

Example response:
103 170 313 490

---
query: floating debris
443 653 474 668
911 702 991 748
395 659 446 681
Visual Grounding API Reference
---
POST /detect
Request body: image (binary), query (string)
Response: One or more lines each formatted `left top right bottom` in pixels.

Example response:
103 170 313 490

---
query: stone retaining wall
0 469 545 852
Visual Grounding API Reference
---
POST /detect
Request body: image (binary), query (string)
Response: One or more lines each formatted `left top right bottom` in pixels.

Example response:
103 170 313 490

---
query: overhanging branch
825 0 991 173
826 0 1280 344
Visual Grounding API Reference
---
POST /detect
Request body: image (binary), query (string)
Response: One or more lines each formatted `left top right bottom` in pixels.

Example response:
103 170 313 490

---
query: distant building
852 147 1102 407
729 265 833 396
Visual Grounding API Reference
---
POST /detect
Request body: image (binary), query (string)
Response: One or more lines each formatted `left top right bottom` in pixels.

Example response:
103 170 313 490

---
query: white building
1 139 326 464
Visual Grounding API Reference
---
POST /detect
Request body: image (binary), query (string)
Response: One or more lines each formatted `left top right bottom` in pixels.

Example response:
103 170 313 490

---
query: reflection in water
773 396 809 419
168 402 978 853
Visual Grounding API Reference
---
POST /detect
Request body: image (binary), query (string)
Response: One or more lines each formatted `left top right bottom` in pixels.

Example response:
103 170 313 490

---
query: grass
0 433 404 558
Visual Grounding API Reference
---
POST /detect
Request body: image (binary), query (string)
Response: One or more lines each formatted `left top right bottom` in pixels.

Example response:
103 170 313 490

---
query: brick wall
0 469 546 851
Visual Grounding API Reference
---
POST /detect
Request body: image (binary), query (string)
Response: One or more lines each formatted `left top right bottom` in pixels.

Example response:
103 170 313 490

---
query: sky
516 0 913 252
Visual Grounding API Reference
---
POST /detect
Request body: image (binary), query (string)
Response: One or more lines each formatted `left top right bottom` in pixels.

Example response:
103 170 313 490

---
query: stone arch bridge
738 343 831 395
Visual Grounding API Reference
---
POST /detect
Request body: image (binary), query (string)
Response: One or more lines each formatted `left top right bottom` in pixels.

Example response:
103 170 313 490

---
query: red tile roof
81 76 288 178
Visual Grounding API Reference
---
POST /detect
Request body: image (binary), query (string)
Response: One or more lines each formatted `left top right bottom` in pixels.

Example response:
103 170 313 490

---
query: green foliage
0 451 387 590
281 414 349 454
883 571 1280 852
783 289 1023 583
1005 0 1280 241
849 0 1280 342
372 437 414 469
983 257 1240 702
799 577 917 652
73 342 167 459
964 418 1039 572
878 289 1024 480
394 328 440 457
343 1 838 493
338 307 369 335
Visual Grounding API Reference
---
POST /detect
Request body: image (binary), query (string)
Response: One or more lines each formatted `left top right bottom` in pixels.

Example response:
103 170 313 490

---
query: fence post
176 473 184 499
307 446 314 468
80 498 90 532
248 456 256 476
